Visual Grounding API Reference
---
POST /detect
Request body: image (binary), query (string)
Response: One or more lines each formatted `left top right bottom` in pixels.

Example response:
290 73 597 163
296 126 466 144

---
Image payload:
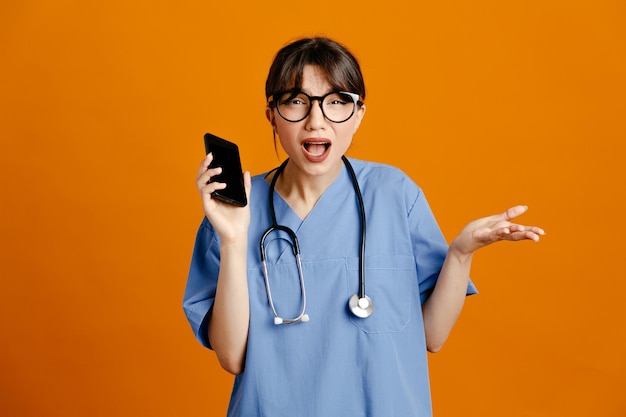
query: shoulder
346 158 422 198
247 172 273 224
251 171 270 186
250 172 271 202
348 158 412 180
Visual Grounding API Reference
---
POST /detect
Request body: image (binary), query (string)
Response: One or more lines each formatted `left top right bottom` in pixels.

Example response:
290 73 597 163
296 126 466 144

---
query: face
266 65 366 180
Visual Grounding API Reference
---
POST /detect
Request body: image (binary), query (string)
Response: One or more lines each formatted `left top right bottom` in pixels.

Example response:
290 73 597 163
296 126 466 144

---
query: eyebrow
286 88 337 96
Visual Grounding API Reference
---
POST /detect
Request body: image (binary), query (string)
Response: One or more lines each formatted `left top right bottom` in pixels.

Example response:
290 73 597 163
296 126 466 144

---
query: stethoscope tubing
259 156 371 324
342 156 367 300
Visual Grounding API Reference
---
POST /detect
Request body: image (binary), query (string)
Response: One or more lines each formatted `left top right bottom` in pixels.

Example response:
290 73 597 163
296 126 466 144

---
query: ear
352 104 366 134
265 107 276 128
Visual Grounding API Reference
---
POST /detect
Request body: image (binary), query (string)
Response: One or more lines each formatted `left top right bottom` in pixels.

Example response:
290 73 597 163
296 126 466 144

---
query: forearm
209 239 250 374
422 243 473 353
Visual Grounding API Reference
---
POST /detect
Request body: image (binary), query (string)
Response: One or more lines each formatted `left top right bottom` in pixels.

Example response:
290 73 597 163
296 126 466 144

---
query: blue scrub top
183 158 477 417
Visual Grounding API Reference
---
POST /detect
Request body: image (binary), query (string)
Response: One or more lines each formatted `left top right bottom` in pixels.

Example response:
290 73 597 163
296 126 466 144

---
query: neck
272 159 344 220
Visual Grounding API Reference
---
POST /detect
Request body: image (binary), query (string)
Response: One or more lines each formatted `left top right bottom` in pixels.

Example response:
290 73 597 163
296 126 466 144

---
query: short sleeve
407 187 478 305
182 217 221 349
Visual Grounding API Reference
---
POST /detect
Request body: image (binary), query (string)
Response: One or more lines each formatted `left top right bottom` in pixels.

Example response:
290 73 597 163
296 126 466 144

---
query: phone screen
203 133 248 207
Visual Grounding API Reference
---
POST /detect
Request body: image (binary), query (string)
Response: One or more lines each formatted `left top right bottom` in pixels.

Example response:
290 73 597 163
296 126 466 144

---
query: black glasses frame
268 90 364 123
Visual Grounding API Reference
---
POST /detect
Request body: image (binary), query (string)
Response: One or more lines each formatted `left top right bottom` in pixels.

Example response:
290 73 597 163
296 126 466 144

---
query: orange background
1 1 625 416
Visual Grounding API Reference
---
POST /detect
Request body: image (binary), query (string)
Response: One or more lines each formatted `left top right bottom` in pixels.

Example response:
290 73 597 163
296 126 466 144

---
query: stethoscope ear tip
273 314 309 325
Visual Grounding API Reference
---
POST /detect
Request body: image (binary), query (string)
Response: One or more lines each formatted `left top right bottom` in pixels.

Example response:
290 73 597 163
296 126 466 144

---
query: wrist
220 237 248 254
448 239 474 265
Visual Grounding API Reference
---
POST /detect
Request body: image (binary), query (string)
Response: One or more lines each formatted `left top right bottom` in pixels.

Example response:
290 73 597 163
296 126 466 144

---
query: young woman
183 37 544 417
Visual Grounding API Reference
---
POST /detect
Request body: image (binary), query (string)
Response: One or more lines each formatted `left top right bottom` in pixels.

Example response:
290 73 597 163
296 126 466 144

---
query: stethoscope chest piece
349 294 374 318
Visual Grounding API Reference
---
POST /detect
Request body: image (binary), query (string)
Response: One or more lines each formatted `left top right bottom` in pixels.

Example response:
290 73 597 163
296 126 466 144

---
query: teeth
303 142 329 150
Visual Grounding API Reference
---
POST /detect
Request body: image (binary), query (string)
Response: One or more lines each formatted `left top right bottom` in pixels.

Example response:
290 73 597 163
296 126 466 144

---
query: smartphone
203 133 248 207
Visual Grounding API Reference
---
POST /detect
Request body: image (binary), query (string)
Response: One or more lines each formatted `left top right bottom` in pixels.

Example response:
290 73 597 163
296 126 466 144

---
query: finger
477 205 527 225
526 231 541 242
509 224 546 236
197 153 225 179
506 230 542 242
522 228 545 241
531 226 546 236
501 205 528 221
197 153 214 177
474 227 510 243
197 166 223 189
199 180 227 197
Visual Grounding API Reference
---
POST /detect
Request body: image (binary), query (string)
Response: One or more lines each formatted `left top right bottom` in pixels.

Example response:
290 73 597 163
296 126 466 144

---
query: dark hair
265 37 366 101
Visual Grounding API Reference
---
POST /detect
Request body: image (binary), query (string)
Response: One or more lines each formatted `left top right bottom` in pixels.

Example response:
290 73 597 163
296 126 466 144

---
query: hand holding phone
203 133 248 207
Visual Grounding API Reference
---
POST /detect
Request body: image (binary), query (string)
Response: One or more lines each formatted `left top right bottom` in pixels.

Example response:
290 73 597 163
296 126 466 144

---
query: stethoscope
259 156 374 325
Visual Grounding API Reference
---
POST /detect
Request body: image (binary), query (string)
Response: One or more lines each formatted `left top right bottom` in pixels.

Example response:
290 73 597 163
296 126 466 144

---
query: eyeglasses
269 90 363 123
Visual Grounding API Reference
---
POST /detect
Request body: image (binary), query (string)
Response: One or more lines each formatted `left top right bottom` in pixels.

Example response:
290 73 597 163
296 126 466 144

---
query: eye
325 93 350 106
288 98 306 105
280 93 309 106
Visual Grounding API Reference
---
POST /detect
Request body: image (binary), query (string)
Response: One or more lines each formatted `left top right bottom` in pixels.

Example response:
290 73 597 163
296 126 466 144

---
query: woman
183 37 544 417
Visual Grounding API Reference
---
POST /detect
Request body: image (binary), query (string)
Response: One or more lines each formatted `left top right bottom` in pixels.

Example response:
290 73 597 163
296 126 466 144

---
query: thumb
501 205 528 221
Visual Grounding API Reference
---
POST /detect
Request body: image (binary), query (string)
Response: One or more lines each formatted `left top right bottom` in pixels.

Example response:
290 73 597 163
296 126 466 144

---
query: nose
305 99 326 130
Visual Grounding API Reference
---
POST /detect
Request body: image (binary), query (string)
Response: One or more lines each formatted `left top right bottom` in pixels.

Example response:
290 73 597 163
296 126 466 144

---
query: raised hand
450 205 545 256
196 153 252 244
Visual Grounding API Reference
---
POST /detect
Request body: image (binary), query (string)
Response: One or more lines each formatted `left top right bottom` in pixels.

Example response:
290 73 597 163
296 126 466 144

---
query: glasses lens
275 91 358 123
277 92 310 122
322 92 356 123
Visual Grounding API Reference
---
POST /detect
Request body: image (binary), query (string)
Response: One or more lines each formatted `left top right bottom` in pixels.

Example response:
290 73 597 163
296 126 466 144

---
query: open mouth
303 141 330 156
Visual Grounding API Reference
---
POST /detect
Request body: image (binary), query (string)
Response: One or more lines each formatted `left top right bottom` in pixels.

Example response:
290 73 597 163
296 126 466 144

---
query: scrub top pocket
346 255 417 334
